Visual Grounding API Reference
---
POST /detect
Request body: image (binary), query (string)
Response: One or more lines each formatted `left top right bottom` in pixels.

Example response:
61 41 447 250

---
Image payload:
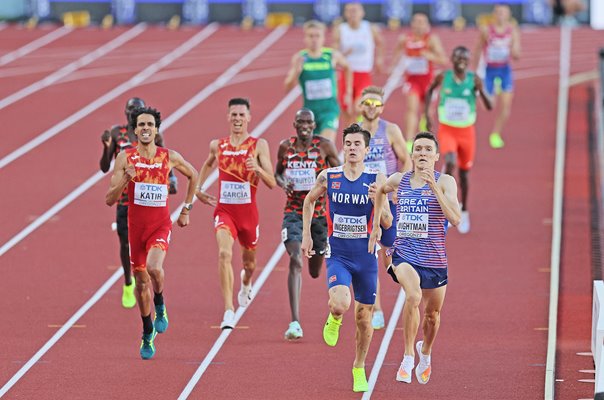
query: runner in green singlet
285 20 352 143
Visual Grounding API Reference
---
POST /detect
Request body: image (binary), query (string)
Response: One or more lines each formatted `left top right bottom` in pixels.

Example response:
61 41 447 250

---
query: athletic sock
153 291 164 306
142 314 153 334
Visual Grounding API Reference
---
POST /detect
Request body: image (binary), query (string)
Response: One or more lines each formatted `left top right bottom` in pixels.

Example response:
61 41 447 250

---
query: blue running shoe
140 329 157 360
154 304 169 333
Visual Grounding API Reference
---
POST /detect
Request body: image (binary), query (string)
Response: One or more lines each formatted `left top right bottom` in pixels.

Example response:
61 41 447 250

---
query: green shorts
312 110 339 136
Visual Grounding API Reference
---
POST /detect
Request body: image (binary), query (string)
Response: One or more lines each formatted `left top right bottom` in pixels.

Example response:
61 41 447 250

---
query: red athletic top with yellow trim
125 147 171 226
282 136 326 218
404 33 433 78
216 136 259 209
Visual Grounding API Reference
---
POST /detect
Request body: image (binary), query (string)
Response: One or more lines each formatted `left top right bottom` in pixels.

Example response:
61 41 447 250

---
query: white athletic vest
339 21 374 73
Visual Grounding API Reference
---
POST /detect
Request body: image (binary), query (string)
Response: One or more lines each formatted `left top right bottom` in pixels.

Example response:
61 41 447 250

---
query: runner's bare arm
389 34 406 73
169 150 199 227
387 123 412 172
372 24 385 73
368 172 401 252
105 152 132 206
301 170 328 258
425 73 444 131
334 50 353 107
284 52 303 91
426 34 447 66
511 25 521 60
99 127 119 173
251 138 276 189
474 75 493 110
320 138 342 167
195 140 218 206
472 27 488 69
376 172 392 229
435 174 461 226
332 24 341 51
274 140 293 195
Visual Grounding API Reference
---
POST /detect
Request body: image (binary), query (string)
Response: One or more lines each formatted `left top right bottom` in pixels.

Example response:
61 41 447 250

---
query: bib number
444 98 470 122
397 213 429 238
285 168 316 191
333 213 367 239
133 182 168 207
220 181 251 204
305 78 333 100
406 56 429 75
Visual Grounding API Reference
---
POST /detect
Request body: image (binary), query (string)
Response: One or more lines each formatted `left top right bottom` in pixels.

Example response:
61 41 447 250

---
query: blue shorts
485 64 513 95
326 252 378 305
379 201 397 248
391 252 448 289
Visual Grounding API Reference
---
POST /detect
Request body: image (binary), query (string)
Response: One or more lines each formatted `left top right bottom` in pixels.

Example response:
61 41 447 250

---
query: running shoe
372 309 385 330
237 270 252 308
284 321 303 340
139 328 157 360
220 309 235 330
323 313 342 347
154 304 169 333
418 114 428 132
122 278 136 309
458 211 470 234
396 355 415 383
406 140 413 154
352 367 368 392
489 132 505 149
415 340 432 384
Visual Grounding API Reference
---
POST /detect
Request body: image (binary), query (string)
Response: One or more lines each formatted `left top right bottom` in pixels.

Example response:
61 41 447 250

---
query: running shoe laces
415 341 432 384
323 313 342 347
154 304 169 333
352 367 368 392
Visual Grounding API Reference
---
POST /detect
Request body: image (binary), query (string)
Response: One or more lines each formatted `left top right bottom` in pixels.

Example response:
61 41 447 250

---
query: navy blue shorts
326 252 378 305
379 201 397 248
485 64 514 95
390 252 448 289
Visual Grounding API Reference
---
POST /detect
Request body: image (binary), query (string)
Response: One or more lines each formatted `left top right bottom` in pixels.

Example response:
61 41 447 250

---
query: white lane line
545 25 572 400
0 27 72 67
0 28 289 398
177 54 405 399
362 289 406 400
0 26 286 259
0 23 219 170
0 24 146 111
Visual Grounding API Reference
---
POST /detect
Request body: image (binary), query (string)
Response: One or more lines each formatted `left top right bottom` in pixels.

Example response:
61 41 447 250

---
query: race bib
285 168 316 191
397 212 429 238
486 45 510 63
220 181 251 204
406 56 429 75
365 160 387 175
305 78 333 100
133 182 168 207
332 213 368 239
444 98 470 122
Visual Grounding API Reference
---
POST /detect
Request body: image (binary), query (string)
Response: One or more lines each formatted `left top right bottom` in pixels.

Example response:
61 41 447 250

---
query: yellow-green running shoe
323 313 342 347
489 132 505 149
418 114 428 132
122 278 136 309
352 367 368 392
139 328 157 360
154 304 169 333
406 140 413 154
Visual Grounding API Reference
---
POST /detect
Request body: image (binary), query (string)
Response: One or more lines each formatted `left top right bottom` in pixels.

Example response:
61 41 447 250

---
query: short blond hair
361 85 385 98
303 20 326 32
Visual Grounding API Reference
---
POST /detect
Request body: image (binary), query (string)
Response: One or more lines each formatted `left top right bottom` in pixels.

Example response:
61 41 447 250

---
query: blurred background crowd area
0 0 598 30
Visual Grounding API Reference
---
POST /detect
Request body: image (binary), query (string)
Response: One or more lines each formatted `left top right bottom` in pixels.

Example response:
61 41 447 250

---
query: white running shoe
396 355 415 383
220 309 235 330
415 341 432 384
238 270 252 307
372 310 385 330
284 321 303 340
457 211 470 234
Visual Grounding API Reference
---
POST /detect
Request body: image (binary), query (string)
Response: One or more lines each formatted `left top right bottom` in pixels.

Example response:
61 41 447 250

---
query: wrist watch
182 203 193 211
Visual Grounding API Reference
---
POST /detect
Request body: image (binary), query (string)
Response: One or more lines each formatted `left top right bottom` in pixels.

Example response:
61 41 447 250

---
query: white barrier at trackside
592 281 604 396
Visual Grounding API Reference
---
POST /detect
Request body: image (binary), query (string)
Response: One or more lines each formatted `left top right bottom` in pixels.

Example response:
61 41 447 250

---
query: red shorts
403 74 433 102
438 123 476 171
214 205 259 250
128 220 172 272
338 71 372 112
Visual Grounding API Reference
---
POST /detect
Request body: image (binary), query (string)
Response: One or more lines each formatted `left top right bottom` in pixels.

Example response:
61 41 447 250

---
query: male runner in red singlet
99 97 177 308
195 98 277 329
275 108 340 340
106 107 198 360
390 13 447 152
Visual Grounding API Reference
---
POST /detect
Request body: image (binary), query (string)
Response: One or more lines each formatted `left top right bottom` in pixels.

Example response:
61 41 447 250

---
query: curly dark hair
343 123 371 147
129 106 161 131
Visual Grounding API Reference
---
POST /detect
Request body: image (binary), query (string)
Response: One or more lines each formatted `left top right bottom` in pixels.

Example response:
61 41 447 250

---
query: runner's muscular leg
493 91 513 134
146 247 167 295
241 246 256 285
405 92 420 142
354 301 374 368
134 268 152 317
420 285 447 355
285 240 303 321
393 263 422 357
328 284 352 317
216 228 235 311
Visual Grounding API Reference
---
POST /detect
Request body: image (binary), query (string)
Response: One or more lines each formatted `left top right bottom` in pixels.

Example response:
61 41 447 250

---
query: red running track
0 24 601 399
